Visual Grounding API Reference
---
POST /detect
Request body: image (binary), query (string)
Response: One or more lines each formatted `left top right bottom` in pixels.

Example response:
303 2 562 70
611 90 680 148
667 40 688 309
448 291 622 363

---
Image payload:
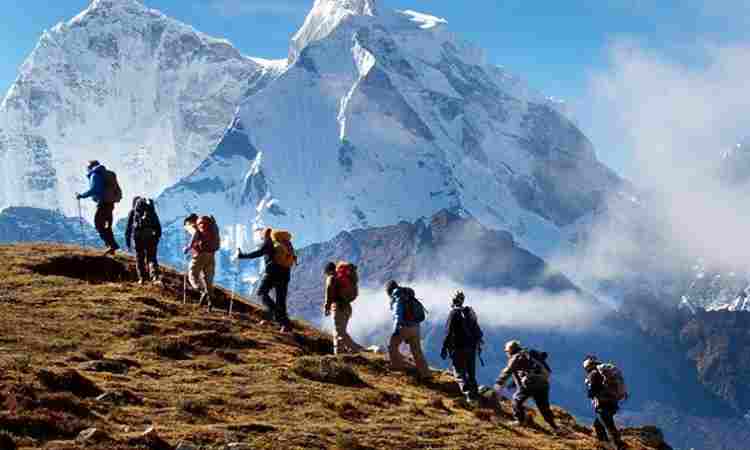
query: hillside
0 243 671 450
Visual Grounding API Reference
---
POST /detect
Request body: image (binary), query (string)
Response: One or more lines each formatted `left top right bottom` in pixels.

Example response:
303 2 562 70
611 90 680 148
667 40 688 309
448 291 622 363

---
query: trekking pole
182 231 188 305
77 198 86 249
229 250 238 316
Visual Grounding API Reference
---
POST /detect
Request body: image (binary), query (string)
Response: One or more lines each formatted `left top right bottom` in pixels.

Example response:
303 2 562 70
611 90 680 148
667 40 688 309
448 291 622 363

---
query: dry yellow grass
0 244 671 450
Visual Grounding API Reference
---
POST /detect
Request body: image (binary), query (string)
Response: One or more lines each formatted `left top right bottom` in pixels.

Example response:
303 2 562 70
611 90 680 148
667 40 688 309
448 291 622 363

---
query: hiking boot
509 420 526 427
103 247 117 256
137 278 144 285
279 325 291 333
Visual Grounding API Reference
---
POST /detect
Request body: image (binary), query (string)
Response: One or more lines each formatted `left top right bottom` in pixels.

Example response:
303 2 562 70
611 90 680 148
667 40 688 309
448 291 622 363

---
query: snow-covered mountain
157 0 623 259
0 0 278 220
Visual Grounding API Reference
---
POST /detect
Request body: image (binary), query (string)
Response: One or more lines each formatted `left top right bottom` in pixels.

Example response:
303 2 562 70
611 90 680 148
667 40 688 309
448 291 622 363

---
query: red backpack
196 216 220 253
334 262 358 302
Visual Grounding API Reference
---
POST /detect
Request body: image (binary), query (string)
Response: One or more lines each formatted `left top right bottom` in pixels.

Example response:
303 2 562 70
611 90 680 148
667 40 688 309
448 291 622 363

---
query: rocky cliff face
0 0 271 220
288 209 579 319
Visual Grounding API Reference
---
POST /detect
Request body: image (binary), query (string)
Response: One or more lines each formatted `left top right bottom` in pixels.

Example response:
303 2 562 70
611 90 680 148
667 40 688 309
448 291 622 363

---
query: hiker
124 197 162 285
495 340 559 433
183 214 220 310
440 291 482 403
238 228 296 333
583 356 627 450
386 280 431 380
324 261 364 355
75 160 121 255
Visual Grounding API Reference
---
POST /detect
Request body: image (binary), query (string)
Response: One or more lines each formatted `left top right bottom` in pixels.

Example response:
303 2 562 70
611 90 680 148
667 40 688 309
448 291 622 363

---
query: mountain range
1 1 749 449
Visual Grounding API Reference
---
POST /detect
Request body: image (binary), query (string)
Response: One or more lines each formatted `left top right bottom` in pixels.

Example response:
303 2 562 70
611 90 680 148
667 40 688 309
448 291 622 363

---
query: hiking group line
75 159 629 450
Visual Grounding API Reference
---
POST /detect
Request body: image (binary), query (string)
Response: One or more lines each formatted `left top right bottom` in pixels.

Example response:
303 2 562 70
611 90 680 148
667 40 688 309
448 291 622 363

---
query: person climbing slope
238 228 297 333
386 280 431 381
75 160 122 255
323 261 364 355
495 340 559 434
184 213 220 311
583 356 628 450
441 291 483 403
124 197 162 285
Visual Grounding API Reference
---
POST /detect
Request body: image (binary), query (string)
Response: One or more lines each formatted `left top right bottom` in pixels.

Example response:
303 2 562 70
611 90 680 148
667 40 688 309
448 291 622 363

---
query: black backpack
453 306 483 347
133 198 159 238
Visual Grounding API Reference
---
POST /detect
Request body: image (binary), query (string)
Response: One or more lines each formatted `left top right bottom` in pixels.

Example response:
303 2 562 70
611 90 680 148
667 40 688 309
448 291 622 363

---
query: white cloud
209 0 308 17
579 36 750 284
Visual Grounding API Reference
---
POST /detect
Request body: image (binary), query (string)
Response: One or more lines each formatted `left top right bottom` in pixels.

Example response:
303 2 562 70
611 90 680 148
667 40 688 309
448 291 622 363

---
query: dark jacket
78 164 107 204
496 350 550 391
442 306 480 353
124 205 162 249
239 237 289 275
586 369 619 409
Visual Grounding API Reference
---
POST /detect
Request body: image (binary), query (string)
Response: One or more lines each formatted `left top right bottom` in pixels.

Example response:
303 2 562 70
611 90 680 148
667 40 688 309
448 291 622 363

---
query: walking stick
77 198 86 249
183 231 188 305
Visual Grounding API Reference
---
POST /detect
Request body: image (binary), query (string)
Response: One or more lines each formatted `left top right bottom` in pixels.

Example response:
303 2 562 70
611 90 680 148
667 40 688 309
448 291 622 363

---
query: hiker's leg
134 238 148 281
592 416 608 442
466 346 479 397
334 303 361 354
533 387 558 430
94 203 111 247
148 238 160 279
332 303 348 355
388 330 406 370
204 252 216 297
512 390 531 423
255 274 276 321
451 348 470 395
404 326 430 378
597 405 622 445
100 202 118 249
275 277 290 326
188 255 206 293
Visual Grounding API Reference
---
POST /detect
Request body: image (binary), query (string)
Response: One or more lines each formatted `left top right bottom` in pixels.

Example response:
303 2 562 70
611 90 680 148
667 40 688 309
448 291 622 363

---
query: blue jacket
390 287 419 334
79 164 107 204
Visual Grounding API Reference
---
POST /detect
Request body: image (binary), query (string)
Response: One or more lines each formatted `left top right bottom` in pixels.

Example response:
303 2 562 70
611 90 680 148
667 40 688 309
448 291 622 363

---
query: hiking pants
134 235 160 281
451 347 478 398
188 252 215 297
513 385 557 429
593 402 622 445
389 325 430 378
95 202 118 249
256 270 290 326
332 302 363 355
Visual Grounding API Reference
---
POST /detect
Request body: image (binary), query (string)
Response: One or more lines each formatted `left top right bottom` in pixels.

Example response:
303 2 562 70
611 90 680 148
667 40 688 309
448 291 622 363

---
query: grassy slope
0 244 671 450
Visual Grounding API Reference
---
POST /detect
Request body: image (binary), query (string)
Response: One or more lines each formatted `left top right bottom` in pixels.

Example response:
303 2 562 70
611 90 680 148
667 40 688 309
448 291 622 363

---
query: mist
319 279 607 347
571 37 750 293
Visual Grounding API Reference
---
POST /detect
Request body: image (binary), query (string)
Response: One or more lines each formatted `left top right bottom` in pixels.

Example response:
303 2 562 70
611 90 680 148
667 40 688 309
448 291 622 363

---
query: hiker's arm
392 298 404 335
324 276 335 312
78 172 101 199
124 211 134 249
441 312 456 358
586 372 603 398
495 356 518 387
240 240 270 260
154 214 162 240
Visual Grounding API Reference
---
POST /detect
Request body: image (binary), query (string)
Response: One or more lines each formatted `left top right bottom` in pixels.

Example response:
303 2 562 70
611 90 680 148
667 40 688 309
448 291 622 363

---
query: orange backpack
271 230 296 268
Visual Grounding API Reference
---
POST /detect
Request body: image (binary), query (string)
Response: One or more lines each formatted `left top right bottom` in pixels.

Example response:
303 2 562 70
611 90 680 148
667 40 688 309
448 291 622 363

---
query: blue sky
1 0 748 176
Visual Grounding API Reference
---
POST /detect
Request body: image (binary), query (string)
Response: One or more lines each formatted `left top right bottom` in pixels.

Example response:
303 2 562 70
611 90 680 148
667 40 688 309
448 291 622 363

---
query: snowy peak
0 0 262 220
290 0 378 62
